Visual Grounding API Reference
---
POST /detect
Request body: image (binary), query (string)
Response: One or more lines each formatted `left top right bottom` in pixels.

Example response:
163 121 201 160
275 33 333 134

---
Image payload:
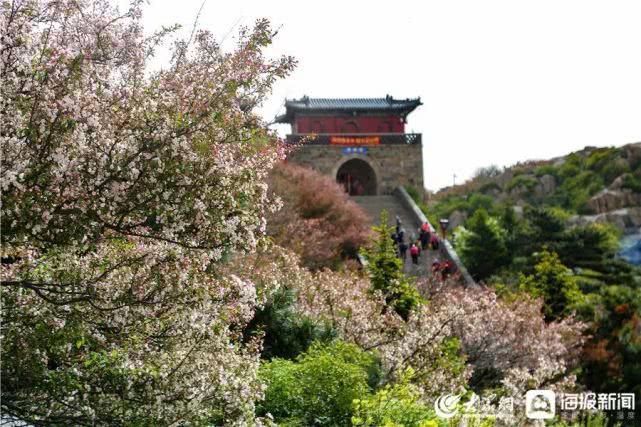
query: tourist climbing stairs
352 188 476 286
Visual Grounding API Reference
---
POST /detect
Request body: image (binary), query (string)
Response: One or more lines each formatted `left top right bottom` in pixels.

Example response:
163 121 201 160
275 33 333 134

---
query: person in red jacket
410 243 420 265
429 234 440 250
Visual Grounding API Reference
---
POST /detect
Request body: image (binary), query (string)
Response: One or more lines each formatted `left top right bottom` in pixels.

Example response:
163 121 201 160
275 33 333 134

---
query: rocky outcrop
623 143 641 167
448 210 468 230
535 174 557 196
587 189 641 214
434 142 641 237
569 207 641 233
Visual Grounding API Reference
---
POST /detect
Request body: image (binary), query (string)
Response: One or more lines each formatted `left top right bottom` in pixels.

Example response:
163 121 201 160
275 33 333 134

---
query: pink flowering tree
1 0 294 424
436 288 586 393
296 268 471 397
296 271 586 403
267 163 371 270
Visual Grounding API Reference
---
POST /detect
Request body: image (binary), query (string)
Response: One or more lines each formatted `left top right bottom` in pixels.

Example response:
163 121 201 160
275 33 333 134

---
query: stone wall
286 143 424 194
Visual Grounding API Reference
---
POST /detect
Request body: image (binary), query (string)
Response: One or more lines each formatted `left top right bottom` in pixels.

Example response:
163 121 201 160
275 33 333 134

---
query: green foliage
258 341 380 426
362 211 423 319
516 206 567 255
621 171 641 192
454 209 509 280
427 195 470 224
506 174 538 192
519 250 583 320
478 181 502 194
556 223 620 269
576 283 641 421
555 170 603 213
467 193 495 213
351 368 441 427
425 144 641 425
405 185 422 204
430 337 468 383
245 287 336 360
585 147 628 183
533 164 559 178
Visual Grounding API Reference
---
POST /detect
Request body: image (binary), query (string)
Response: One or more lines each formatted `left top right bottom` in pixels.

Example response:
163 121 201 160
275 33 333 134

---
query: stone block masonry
287 143 424 195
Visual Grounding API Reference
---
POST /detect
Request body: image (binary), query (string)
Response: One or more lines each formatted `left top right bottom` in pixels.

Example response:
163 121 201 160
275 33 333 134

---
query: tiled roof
275 95 421 123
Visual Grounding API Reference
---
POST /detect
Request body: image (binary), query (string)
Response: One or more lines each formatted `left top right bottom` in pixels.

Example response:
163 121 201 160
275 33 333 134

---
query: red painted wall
295 114 405 134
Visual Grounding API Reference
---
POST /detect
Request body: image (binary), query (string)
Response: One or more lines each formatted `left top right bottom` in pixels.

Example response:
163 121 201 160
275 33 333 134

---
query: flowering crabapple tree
296 267 471 397
435 288 587 395
267 162 371 270
1 0 294 424
297 271 586 403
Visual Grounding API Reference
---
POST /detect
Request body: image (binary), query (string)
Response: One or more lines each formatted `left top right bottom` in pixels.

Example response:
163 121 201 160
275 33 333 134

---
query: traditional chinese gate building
276 96 424 195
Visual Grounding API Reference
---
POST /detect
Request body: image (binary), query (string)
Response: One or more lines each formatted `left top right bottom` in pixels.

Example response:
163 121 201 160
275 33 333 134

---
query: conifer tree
361 211 422 319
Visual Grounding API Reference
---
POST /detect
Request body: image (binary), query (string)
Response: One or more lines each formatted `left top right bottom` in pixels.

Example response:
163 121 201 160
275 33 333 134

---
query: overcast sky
140 0 641 191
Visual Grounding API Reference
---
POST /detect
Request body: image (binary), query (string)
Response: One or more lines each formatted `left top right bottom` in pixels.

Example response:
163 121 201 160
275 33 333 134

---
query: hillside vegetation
413 143 641 419
423 143 641 231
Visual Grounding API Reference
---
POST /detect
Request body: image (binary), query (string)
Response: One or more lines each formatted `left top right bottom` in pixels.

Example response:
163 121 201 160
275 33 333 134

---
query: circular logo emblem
434 394 462 419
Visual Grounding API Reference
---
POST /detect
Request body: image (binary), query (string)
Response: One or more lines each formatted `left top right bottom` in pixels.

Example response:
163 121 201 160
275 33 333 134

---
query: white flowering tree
297 270 586 401
1 0 294 424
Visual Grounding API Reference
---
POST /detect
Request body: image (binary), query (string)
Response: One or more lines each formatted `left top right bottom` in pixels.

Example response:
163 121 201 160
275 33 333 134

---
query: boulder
533 174 557 198
569 207 641 233
610 175 625 190
587 189 641 214
513 205 524 218
540 174 556 194
623 142 641 168
448 210 468 230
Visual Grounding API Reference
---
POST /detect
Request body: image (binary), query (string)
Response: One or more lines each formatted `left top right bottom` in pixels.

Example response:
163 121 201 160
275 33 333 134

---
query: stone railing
393 187 477 288
285 133 421 145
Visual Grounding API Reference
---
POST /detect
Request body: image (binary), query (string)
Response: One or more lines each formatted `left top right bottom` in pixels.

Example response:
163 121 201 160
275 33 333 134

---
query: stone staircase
352 194 439 276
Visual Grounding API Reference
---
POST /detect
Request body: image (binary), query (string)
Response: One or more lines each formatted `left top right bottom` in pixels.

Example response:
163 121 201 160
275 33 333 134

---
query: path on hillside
352 195 443 277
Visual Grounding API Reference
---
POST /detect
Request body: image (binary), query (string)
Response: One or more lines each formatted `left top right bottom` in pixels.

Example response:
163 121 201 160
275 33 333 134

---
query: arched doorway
336 158 377 195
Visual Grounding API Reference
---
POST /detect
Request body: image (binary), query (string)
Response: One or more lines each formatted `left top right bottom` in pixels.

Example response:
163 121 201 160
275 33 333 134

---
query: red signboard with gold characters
330 136 380 146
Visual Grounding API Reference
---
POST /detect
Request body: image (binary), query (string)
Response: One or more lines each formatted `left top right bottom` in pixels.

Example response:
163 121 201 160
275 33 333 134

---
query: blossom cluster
1 0 293 424
295 263 586 401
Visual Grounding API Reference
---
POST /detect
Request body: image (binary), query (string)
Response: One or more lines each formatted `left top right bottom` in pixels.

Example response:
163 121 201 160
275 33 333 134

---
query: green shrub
506 174 538 193
585 147 620 172
621 172 641 192
468 193 496 214
478 181 502 194
405 185 422 204
554 170 603 212
453 209 509 280
428 196 470 221
245 287 336 360
352 368 441 427
559 154 582 179
259 341 379 426
600 159 629 184
534 164 559 178
519 250 583 321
